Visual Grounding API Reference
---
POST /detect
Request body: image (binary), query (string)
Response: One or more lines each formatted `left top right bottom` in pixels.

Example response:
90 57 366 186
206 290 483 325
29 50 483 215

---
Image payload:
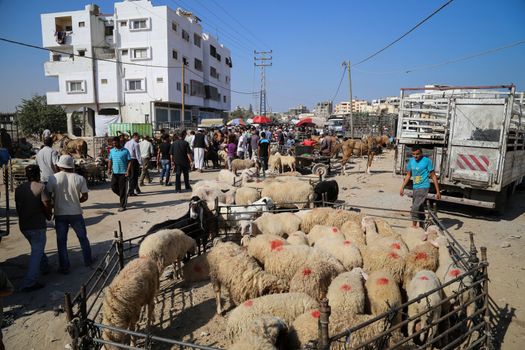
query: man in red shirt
302 134 317 147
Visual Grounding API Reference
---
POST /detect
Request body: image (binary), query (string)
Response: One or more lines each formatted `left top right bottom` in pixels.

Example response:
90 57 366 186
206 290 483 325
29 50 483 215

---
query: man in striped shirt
124 133 142 196
108 137 132 212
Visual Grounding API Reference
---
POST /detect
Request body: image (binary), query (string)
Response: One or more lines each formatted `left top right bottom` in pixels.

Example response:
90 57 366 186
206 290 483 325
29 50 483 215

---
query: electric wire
331 64 347 102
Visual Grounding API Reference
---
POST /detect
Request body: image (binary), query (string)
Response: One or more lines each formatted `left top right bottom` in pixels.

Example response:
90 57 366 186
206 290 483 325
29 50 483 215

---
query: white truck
394 85 525 212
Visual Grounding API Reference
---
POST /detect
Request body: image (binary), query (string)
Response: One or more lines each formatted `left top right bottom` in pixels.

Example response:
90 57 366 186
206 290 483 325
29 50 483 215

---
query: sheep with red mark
286 231 309 246
299 208 334 233
407 270 443 344
251 212 302 237
246 234 289 265
264 245 313 282
340 220 366 248
307 225 345 246
403 242 439 287
181 253 210 282
314 236 363 271
375 218 401 238
400 226 428 251
324 209 362 229
326 268 366 314
289 257 342 301
226 292 319 340
363 270 402 324
228 316 288 350
208 241 288 315
362 242 407 284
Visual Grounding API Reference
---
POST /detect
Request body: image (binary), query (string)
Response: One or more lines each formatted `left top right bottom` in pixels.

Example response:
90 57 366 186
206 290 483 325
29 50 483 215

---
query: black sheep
314 180 339 206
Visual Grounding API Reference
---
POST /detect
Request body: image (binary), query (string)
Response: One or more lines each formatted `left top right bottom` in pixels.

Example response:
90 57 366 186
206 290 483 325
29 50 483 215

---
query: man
42 129 52 139
320 131 335 156
192 128 208 172
237 130 247 159
139 135 154 186
302 134 317 147
0 269 14 350
124 133 142 196
47 155 93 274
157 135 172 186
15 165 52 292
0 129 12 156
17 137 34 158
35 137 58 184
400 145 441 228
108 137 132 212
258 131 270 177
170 131 193 193
250 128 260 160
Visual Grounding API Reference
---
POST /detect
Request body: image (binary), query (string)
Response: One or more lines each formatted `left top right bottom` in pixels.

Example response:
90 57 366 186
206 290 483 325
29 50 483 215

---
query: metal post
115 230 124 270
322 192 327 207
347 60 353 139
468 232 479 267
64 293 74 322
318 298 331 350
480 246 493 349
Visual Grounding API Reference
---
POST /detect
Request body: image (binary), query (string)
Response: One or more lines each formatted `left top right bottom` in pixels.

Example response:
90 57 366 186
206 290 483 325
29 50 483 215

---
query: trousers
111 173 128 208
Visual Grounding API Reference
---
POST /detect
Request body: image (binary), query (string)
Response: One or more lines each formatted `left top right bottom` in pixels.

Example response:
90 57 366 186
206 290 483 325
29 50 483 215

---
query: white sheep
286 231 309 246
218 169 237 186
300 208 335 233
362 242 407 285
364 270 402 324
407 270 442 344
268 153 282 173
208 241 287 314
340 220 366 248
261 180 314 209
246 234 289 265
314 236 363 271
280 155 296 172
324 209 362 229
138 229 196 278
375 218 401 238
192 180 236 209
264 245 313 282
101 257 159 348
181 253 210 283
234 186 260 205
326 268 365 314
307 225 345 246
252 212 302 237
231 158 257 175
229 316 288 350
400 226 428 251
403 242 439 287
226 292 319 340
289 257 342 301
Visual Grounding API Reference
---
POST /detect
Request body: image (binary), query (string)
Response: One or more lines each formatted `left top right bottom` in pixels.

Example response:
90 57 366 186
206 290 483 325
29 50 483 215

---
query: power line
0 36 259 95
352 39 525 75
352 0 455 67
331 64 347 102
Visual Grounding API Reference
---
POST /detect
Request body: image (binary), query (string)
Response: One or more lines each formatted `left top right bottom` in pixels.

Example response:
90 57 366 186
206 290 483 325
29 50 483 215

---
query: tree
16 95 68 137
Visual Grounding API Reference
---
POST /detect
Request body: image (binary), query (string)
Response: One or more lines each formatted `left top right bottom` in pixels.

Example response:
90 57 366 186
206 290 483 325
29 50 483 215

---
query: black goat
313 180 339 206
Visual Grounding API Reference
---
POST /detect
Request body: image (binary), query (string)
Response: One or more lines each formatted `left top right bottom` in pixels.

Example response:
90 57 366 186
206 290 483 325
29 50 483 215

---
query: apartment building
313 101 333 119
41 0 232 135
334 99 370 114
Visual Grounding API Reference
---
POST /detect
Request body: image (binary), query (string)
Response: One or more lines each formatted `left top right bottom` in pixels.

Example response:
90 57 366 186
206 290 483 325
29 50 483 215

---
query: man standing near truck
400 145 441 228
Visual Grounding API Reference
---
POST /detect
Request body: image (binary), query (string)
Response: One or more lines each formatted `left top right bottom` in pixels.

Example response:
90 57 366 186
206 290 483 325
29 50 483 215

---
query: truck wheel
494 186 508 215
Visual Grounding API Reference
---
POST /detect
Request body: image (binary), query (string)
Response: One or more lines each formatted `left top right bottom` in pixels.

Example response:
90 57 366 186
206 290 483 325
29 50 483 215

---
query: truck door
445 97 509 191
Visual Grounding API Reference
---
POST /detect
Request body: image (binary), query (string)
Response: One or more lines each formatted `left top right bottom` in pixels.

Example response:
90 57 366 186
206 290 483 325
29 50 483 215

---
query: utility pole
181 58 186 126
342 60 353 138
254 50 272 116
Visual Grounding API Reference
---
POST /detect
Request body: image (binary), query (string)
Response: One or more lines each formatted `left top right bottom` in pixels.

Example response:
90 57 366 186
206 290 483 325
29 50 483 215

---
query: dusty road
1 150 524 349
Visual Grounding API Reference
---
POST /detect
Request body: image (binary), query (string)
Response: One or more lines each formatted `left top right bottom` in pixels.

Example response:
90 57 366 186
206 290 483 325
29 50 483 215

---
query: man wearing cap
47 155 93 274
108 137 132 211
15 164 52 291
191 128 208 172
124 132 142 196
36 137 58 184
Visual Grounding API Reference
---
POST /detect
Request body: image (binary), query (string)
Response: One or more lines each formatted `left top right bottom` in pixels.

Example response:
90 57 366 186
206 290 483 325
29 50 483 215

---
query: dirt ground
1 150 524 349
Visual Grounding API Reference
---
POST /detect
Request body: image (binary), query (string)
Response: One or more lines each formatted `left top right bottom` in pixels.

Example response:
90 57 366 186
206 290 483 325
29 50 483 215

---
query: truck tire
494 186 509 215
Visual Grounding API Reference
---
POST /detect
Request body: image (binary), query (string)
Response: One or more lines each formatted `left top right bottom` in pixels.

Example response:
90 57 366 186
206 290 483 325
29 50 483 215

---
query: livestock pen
62 201 493 350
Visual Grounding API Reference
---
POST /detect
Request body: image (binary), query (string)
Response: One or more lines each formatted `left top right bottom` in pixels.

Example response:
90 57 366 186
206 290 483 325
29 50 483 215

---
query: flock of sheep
98 167 474 350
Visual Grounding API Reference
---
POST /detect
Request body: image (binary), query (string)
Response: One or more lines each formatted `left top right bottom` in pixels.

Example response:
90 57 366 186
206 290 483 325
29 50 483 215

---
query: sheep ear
429 240 439 248
360 270 369 281
420 233 428 241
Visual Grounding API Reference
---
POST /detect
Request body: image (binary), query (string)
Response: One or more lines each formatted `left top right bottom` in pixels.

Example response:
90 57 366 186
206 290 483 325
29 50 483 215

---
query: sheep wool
261 180 314 209
246 234 289 265
264 244 312 282
300 208 335 233
364 270 402 324
252 212 302 237
234 186 260 205
226 293 319 340
307 224 345 246
314 236 363 271
101 257 159 347
362 242 406 285
325 209 362 229
268 153 282 173
289 255 342 301
340 220 366 248
286 231 309 246
403 243 439 287
375 219 401 238
231 159 256 175
181 253 210 282
280 155 296 172
228 316 288 350
326 269 365 314
218 169 237 186
400 226 428 251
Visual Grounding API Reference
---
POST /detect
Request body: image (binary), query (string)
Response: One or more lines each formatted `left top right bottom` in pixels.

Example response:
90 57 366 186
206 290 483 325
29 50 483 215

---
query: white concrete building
41 0 232 135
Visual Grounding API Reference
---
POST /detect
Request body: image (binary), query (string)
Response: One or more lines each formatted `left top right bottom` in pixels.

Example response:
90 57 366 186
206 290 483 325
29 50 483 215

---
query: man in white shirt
47 155 93 274
139 135 154 186
35 137 58 183
124 133 142 195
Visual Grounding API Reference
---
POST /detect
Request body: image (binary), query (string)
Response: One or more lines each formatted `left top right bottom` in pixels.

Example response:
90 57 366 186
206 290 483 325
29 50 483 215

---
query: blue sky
0 0 524 113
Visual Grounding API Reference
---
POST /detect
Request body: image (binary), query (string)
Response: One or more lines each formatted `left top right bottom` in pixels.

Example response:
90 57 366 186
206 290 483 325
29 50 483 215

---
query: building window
104 25 114 36
225 76 229 83
130 19 149 30
52 54 61 61
216 53 221 62
126 79 145 92
194 58 203 71
210 44 217 58
225 57 233 68
176 82 181 91
190 79 205 97
210 66 218 79
131 48 149 60
121 49 128 56
101 79 108 84
120 21 127 27
172 50 178 60
182 57 188 66
172 22 177 31
66 80 85 93
223 95 227 103
156 77 163 83
78 49 86 57
193 33 201 47
184 83 189 94
78 21 85 28
182 30 190 42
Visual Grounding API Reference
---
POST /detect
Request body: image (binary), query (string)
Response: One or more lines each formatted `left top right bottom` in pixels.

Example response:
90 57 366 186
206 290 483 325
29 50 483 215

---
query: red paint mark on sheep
388 251 400 259
419 276 429 280
415 252 428 260
377 278 389 285
343 240 351 246
193 265 203 273
332 227 338 233
270 240 284 251
391 243 401 250
302 268 312 277
340 284 352 292
311 310 321 318
243 300 253 307
449 269 461 277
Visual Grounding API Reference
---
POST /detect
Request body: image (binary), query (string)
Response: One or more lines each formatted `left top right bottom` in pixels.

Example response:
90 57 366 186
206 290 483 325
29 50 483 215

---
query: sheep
264 245 313 282
181 253 210 283
362 241 407 284
251 212 302 238
364 270 402 324
313 180 339 205
226 292 319 340
261 180 314 209
400 226 428 251
287 231 309 246
326 268 365 314
325 209 362 228
403 242 439 287
219 197 274 236
307 225 345 246
299 208 335 233
240 167 259 184
407 270 442 344
218 169 237 185
231 158 257 175
246 234 289 265
268 153 282 173
340 220 366 248
234 186 260 205
208 241 288 315
289 257 342 301
375 219 401 238
192 180 237 209
314 236 363 271
101 257 159 348
138 229 197 278
229 316 288 350
280 155 296 172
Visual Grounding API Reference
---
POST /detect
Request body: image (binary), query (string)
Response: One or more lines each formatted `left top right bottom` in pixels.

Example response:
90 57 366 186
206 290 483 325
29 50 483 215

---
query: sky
0 0 524 113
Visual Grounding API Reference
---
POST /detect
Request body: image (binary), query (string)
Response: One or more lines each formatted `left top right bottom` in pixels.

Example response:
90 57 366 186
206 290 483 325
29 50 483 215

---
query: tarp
108 123 153 137
95 115 120 136
252 115 272 124
227 118 246 126
199 118 224 127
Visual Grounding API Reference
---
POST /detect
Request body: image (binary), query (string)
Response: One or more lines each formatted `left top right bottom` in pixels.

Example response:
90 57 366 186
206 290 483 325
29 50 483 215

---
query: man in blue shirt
400 145 441 227
108 137 132 212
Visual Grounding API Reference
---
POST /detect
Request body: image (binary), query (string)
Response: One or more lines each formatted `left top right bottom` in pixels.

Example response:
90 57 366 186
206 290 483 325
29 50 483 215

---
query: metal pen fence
63 200 490 350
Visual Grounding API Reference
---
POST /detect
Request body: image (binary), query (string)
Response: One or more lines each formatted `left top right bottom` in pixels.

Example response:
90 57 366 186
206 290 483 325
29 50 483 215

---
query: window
210 66 218 79
121 49 128 56
182 57 188 66
52 54 61 61
205 85 219 101
66 80 85 93
225 76 229 83
194 58 203 71
223 95 227 103
172 22 178 31
78 50 86 57
156 77 163 83
184 83 189 95
216 53 221 62
172 50 178 60
190 79 205 97
130 19 148 30
131 48 149 60
225 57 233 68
101 79 108 84
176 82 181 91
78 21 85 28
193 33 201 47
210 45 217 58
126 79 145 92
104 25 114 36
120 21 127 27
182 30 190 42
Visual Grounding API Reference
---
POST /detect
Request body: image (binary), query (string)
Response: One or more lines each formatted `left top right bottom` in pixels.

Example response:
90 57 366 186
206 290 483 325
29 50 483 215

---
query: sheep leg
213 280 223 315
147 298 156 326
129 314 140 346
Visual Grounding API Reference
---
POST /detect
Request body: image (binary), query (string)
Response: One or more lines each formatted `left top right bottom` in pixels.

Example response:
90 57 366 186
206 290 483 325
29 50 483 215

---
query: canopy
252 115 272 124
227 118 246 126
296 117 326 127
